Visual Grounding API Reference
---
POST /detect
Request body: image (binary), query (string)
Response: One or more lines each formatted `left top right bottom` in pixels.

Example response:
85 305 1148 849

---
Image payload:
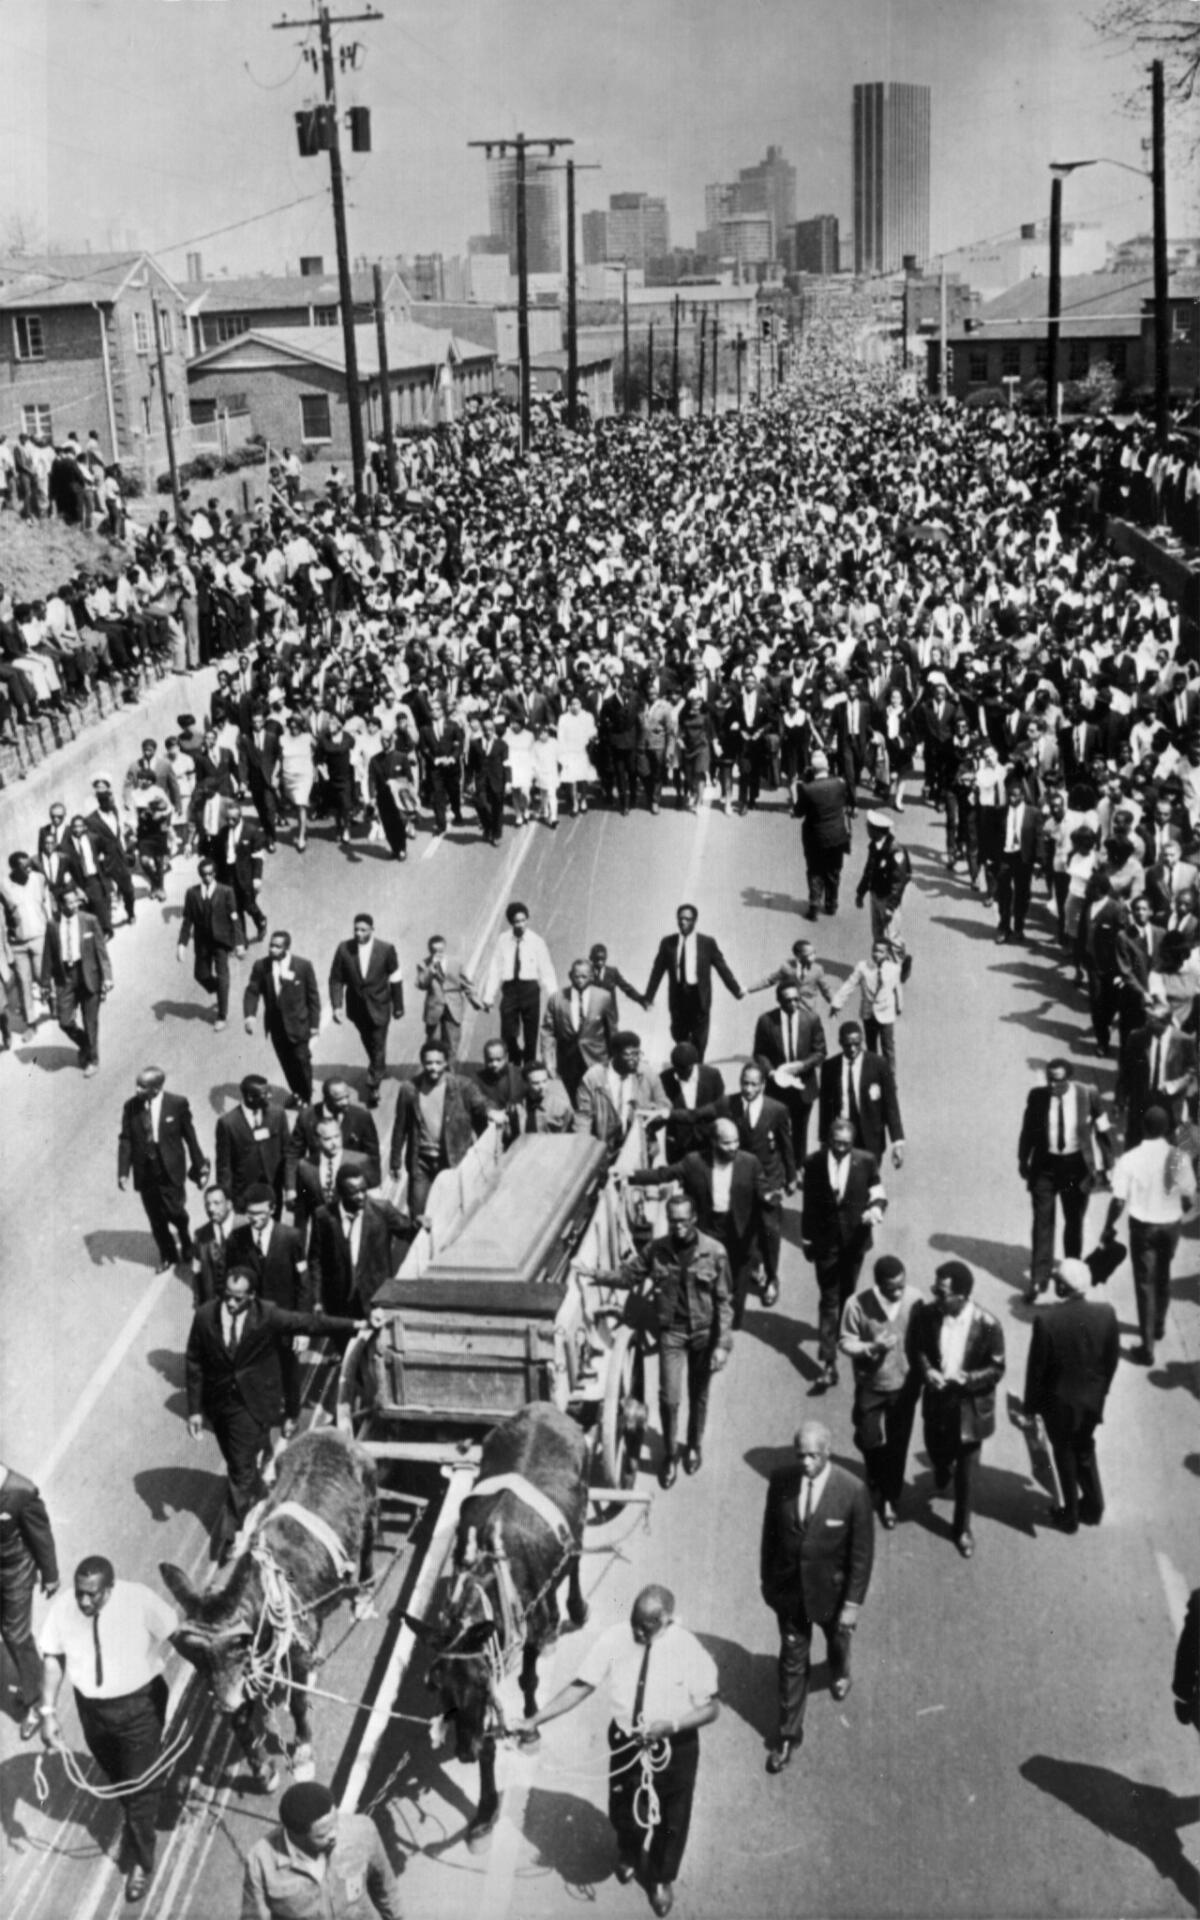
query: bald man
760 1420 874 1773
117 1067 208 1270
518 1584 719 1917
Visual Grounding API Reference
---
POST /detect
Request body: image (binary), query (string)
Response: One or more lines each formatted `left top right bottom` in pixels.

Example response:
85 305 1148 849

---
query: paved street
2 789 1196 1920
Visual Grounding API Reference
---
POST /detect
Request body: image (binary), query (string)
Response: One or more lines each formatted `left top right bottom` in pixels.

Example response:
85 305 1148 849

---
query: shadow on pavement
740 886 808 917
1148 1359 1199 1402
84 1227 154 1268
133 1465 223 1526
521 1784 618 1894
1019 1754 1200 1910
145 1346 188 1420
739 1306 823 1384
908 1460 1040 1539
999 1006 1089 1049
696 1632 777 1744
927 1231 1028 1296
0 1749 115 1862
150 999 215 1025
22 1044 85 1074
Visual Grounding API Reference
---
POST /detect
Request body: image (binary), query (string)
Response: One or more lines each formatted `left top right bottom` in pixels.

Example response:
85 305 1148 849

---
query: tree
1092 4 1200 123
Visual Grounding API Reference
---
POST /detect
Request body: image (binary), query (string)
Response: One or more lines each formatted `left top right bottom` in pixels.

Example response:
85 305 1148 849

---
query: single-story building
183 268 411 356
186 323 496 458
935 270 1199 403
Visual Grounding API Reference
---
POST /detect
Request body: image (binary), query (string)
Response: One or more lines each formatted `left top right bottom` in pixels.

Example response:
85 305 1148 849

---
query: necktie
631 1639 652 1730
513 938 522 981
1055 1095 1066 1152
1151 1039 1162 1090
846 1061 859 1129
254 1226 266 1258
679 937 689 986
800 1479 812 1531
785 1012 795 1062
323 1157 337 1202
92 1612 104 1689
571 991 582 1033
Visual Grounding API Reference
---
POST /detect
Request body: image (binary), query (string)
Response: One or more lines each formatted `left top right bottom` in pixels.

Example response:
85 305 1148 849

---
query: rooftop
183 269 406 314
0 251 179 309
962 272 1157 340
188 322 495 378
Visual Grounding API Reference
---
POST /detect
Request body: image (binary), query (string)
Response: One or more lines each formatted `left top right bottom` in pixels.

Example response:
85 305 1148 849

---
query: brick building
0 251 194 473
186 323 496 457
183 267 411 355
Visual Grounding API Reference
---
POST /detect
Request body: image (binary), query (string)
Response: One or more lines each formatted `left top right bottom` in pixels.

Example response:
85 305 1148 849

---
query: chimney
1020 224 1037 242
299 255 325 278
902 254 917 275
186 252 203 283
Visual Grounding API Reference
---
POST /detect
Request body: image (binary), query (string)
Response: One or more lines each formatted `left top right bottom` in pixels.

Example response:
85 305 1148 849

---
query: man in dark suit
292 1115 372 1239
307 1167 415 1316
1022 1258 1120 1533
0 1459 59 1739
753 980 826 1163
658 1043 725 1161
831 683 871 809
418 700 465 834
287 1076 382 1194
467 712 509 846
1114 895 1163 1043
84 783 135 932
236 707 282 850
818 1022 905 1168
630 1117 772 1328
995 781 1042 944
60 815 111 935
644 904 743 1062
541 958 618 1102
1117 1000 1193 1144
1057 710 1101 786
117 1066 208 1271
801 1120 887 1389
728 666 777 812
185 1264 372 1559
243 930 321 1106
177 856 240 1027
595 683 639 813
1017 1059 1114 1301
388 1039 493 1212
213 801 267 944
760 1419 874 1773
727 1061 797 1309
908 1261 1006 1560
191 1184 233 1306
328 913 405 1109
214 1076 290 1214
794 753 853 917
225 1183 312 1427
40 880 112 1076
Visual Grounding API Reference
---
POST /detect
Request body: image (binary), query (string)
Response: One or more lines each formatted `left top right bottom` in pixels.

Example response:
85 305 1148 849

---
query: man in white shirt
480 899 557 1066
1102 1105 1197 1364
38 1555 179 1903
516 1585 719 1917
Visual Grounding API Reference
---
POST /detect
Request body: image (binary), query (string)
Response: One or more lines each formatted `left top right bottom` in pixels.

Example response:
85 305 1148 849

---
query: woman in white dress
279 713 316 852
531 722 561 827
556 695 597 815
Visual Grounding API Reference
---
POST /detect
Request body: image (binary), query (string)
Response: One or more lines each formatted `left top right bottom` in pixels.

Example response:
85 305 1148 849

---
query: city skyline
1 0 1193 283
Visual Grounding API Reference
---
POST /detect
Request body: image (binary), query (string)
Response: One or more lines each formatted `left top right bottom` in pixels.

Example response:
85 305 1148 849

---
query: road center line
35 1269 178 1492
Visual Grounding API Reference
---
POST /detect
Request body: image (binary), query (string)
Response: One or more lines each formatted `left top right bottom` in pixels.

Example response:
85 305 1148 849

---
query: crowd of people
2 335 1198 1915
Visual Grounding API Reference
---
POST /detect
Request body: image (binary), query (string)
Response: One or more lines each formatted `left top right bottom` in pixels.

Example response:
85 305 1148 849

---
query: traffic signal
295 107 332 157
347 106 371 153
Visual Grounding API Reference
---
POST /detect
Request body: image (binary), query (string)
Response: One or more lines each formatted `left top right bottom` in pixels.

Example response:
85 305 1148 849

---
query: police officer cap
866 810 892 831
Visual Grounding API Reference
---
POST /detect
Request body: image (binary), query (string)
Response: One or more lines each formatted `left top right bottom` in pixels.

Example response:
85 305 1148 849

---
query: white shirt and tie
827 1151 851 1200
677 934 694 986
795 1464 829 1526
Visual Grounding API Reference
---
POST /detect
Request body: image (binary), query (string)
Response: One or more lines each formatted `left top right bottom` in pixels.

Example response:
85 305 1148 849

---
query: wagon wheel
599 1324 649 1495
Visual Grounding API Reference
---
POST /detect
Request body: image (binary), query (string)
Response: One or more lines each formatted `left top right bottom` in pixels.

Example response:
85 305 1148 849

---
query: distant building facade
487 154 561 275
581 193 670 272
184 268 410 355
793 215 841 276
944 221 1107 298
853 81 931 273
736 146 796 256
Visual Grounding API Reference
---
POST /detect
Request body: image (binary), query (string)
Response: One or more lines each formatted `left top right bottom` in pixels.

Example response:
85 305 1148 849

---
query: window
312 307 340 327
157 307 175 354
1171 308 1193 341
13 314 45 361
1067 340 1089 380
1001 342 1020 379
212 314 250 345
300 393 332 442
967 346 989 385
1107 341 1127 378
133 311 150 355
190 399 217 426
21 403 52 438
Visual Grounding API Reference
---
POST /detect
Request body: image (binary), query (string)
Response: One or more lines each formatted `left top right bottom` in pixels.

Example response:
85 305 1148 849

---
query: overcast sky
1 0 1193 279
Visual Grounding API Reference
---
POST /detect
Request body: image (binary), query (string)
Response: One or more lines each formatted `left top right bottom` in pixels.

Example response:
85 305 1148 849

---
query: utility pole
275 0 381 512
735 330 744 409
470 133 572 454
710 317 719 415
671 294 680 416
1151 58 1170 447
536 158 598 432
622 259 631 413
372 261 396 492
1046 172 1063 426
697 309 707 415
647 319 655 415
152 300 181 524
938 257 949 402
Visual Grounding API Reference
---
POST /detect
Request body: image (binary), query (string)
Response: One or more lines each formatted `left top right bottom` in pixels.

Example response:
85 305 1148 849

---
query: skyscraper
737 146 796 257
486 153 562 275
852 82 930 274
581 193 670 270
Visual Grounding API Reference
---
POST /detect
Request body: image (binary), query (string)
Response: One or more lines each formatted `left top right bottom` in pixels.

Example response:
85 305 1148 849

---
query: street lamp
1046 60 1169 445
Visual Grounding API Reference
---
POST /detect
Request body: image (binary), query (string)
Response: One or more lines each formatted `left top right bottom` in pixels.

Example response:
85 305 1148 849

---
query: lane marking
34 1270 178 1492
1156 1549 1189 1635
421 833 442 862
